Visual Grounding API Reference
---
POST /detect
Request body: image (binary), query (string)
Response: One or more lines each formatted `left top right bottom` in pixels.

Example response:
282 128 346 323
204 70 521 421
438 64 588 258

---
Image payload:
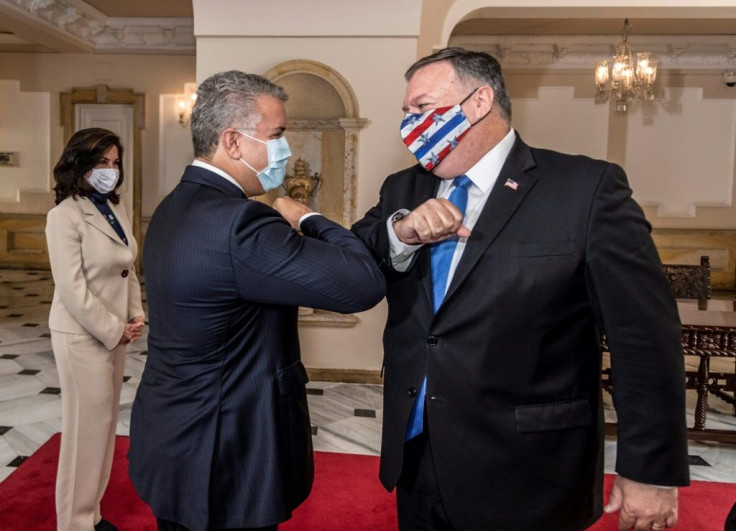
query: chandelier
594 19 658 113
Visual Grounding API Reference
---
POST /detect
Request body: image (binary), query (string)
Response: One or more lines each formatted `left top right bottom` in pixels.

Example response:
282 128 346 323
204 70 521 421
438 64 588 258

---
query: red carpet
0 434 734 530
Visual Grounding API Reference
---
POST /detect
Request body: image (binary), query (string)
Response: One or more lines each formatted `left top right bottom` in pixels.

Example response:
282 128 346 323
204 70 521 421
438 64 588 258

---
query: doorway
75 103 134 221
60 86 145 260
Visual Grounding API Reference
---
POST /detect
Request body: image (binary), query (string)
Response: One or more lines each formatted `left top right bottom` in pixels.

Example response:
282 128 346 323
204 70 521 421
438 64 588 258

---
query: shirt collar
191 159 245 194
463 127 516 194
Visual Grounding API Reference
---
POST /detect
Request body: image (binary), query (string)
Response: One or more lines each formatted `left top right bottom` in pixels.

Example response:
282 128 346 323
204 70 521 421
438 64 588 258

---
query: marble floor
1 268 735 488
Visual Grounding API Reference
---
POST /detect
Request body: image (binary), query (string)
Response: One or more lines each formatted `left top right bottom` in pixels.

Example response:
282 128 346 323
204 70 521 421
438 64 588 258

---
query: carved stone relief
4 0 194 53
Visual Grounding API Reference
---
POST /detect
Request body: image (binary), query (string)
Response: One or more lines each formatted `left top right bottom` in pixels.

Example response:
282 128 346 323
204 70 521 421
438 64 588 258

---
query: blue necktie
405 175 472 441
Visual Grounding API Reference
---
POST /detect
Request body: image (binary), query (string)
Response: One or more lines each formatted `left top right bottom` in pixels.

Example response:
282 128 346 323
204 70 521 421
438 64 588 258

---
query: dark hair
191 70 288 158
53 128 124 205
405 47 512 122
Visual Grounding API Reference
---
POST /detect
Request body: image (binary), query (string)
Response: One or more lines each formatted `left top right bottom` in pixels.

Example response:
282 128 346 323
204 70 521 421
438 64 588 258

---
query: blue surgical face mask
237 130 292 192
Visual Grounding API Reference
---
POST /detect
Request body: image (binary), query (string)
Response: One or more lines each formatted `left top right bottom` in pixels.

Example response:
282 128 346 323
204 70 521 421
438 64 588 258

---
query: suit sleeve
351 174 419 278
46 206 125 350
584 163 689 486
231 203 386 313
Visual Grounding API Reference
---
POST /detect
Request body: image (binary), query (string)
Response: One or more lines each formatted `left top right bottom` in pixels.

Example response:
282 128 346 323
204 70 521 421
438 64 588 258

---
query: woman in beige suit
46 128 145 531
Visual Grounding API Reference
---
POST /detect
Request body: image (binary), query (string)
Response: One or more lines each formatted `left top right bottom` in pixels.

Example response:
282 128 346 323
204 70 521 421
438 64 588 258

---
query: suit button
427 336 438 346
408 387 418 397
121 269 129 278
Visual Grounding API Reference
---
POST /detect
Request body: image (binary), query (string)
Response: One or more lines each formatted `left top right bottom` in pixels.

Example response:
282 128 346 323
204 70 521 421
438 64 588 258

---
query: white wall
624 86 735 219
0 53 196 216
501 69 736 230
0 80 50 202
507 74 736 228
512 86 610 160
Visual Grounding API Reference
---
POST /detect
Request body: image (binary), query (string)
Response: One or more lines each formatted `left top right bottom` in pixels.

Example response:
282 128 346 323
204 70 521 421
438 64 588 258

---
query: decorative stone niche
263 60 367 227
262 60 368 326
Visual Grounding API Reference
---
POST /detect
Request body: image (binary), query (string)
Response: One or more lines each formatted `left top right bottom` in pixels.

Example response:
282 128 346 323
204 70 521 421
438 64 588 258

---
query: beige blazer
46 196 144 350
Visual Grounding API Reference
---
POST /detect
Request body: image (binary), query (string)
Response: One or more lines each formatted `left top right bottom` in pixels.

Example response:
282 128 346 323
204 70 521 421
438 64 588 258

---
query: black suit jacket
129 166 385 531
352 134 689 530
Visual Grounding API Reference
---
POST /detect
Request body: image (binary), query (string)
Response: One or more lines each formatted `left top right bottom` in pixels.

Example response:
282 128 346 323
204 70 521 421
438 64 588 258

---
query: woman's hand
119 316 145 345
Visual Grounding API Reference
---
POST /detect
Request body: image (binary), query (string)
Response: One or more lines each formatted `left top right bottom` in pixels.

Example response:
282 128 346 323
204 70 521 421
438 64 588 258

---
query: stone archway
264 60 367 227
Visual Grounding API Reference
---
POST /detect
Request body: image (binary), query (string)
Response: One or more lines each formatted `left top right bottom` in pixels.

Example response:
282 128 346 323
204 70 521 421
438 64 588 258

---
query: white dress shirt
388 128 516 296
192 159 245 193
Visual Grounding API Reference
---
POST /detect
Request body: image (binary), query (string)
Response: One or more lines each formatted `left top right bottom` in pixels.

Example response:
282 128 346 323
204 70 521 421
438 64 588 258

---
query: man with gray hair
128 70 385 531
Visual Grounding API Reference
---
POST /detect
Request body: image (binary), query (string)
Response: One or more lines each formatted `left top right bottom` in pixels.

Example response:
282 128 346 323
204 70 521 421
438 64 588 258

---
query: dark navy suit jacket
129 166 385 530
352 134 689 530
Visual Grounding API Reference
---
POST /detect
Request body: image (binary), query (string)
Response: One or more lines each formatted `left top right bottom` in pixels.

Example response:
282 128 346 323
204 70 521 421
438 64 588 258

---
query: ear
221 129 242 160
474 85 495 119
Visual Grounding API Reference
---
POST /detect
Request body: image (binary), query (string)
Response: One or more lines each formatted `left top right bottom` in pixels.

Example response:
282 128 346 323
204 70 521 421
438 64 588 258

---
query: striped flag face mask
400 88 478 171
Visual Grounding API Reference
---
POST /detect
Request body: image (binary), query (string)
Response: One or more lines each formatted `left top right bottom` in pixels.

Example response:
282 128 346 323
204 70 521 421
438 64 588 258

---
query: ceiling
452 18 736 37
1 1 735 54
0 0 193 53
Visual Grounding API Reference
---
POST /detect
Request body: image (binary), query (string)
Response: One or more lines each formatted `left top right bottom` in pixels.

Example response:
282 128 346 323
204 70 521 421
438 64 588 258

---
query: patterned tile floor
0 268 735 486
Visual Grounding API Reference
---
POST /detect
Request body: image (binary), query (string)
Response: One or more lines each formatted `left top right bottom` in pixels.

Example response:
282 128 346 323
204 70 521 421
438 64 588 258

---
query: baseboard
306 368 383 384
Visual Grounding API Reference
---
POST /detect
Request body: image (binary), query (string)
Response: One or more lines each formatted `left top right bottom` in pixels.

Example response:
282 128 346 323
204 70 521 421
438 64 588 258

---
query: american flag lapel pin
504 178 519 191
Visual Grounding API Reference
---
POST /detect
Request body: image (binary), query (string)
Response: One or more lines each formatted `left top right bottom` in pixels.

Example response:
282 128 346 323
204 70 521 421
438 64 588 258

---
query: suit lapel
440 136 538 312
80 198 125 245
413 172 442 313
109 200 133 246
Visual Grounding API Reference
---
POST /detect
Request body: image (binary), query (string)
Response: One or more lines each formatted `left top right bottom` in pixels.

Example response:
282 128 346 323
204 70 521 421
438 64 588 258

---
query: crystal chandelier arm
593 18 658 113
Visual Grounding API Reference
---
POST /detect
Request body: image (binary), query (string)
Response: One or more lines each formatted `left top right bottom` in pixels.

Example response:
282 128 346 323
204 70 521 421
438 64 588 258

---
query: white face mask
87 168 119 194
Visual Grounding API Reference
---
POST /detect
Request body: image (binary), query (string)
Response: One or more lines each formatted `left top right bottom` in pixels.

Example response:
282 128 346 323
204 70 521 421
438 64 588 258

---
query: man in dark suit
128 70 385 531
352 47 689 530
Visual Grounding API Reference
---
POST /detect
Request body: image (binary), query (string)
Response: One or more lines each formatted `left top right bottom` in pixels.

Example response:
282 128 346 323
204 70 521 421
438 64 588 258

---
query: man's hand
273 197 313 230
604 475 678 530
394 198 471 245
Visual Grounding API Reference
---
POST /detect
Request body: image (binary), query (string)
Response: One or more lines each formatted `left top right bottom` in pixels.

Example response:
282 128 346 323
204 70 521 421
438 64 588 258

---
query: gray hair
405 47 512 122
191 70 288 158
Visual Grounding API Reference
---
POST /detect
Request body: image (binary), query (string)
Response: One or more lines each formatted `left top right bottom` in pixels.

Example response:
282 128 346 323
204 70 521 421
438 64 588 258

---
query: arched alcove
264 60 367 226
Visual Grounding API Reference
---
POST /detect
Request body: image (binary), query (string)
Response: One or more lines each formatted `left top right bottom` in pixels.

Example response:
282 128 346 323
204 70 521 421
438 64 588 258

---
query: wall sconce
176 92 197 128
0 152 18 167
175 83 197 128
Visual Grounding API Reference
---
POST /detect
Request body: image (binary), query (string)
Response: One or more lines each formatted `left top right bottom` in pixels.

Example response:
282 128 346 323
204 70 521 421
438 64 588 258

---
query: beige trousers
51 331 126 531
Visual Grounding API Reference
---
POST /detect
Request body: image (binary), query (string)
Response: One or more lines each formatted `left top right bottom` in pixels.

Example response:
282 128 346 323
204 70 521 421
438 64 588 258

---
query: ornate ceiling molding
2 0 194 53
93 18 195 53
449 35 736 70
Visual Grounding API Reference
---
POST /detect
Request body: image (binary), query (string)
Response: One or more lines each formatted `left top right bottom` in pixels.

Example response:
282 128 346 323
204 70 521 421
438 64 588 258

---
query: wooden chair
663 255 711 310
602 255 736 441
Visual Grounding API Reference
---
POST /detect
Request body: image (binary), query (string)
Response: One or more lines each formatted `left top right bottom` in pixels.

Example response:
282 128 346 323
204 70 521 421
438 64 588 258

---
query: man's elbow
345 273 386 313
362 275 387 310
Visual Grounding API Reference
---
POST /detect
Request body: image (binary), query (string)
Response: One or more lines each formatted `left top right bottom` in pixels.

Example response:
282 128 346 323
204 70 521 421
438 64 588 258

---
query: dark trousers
726 501 736 531
156 518 277 531
396 432 455 530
